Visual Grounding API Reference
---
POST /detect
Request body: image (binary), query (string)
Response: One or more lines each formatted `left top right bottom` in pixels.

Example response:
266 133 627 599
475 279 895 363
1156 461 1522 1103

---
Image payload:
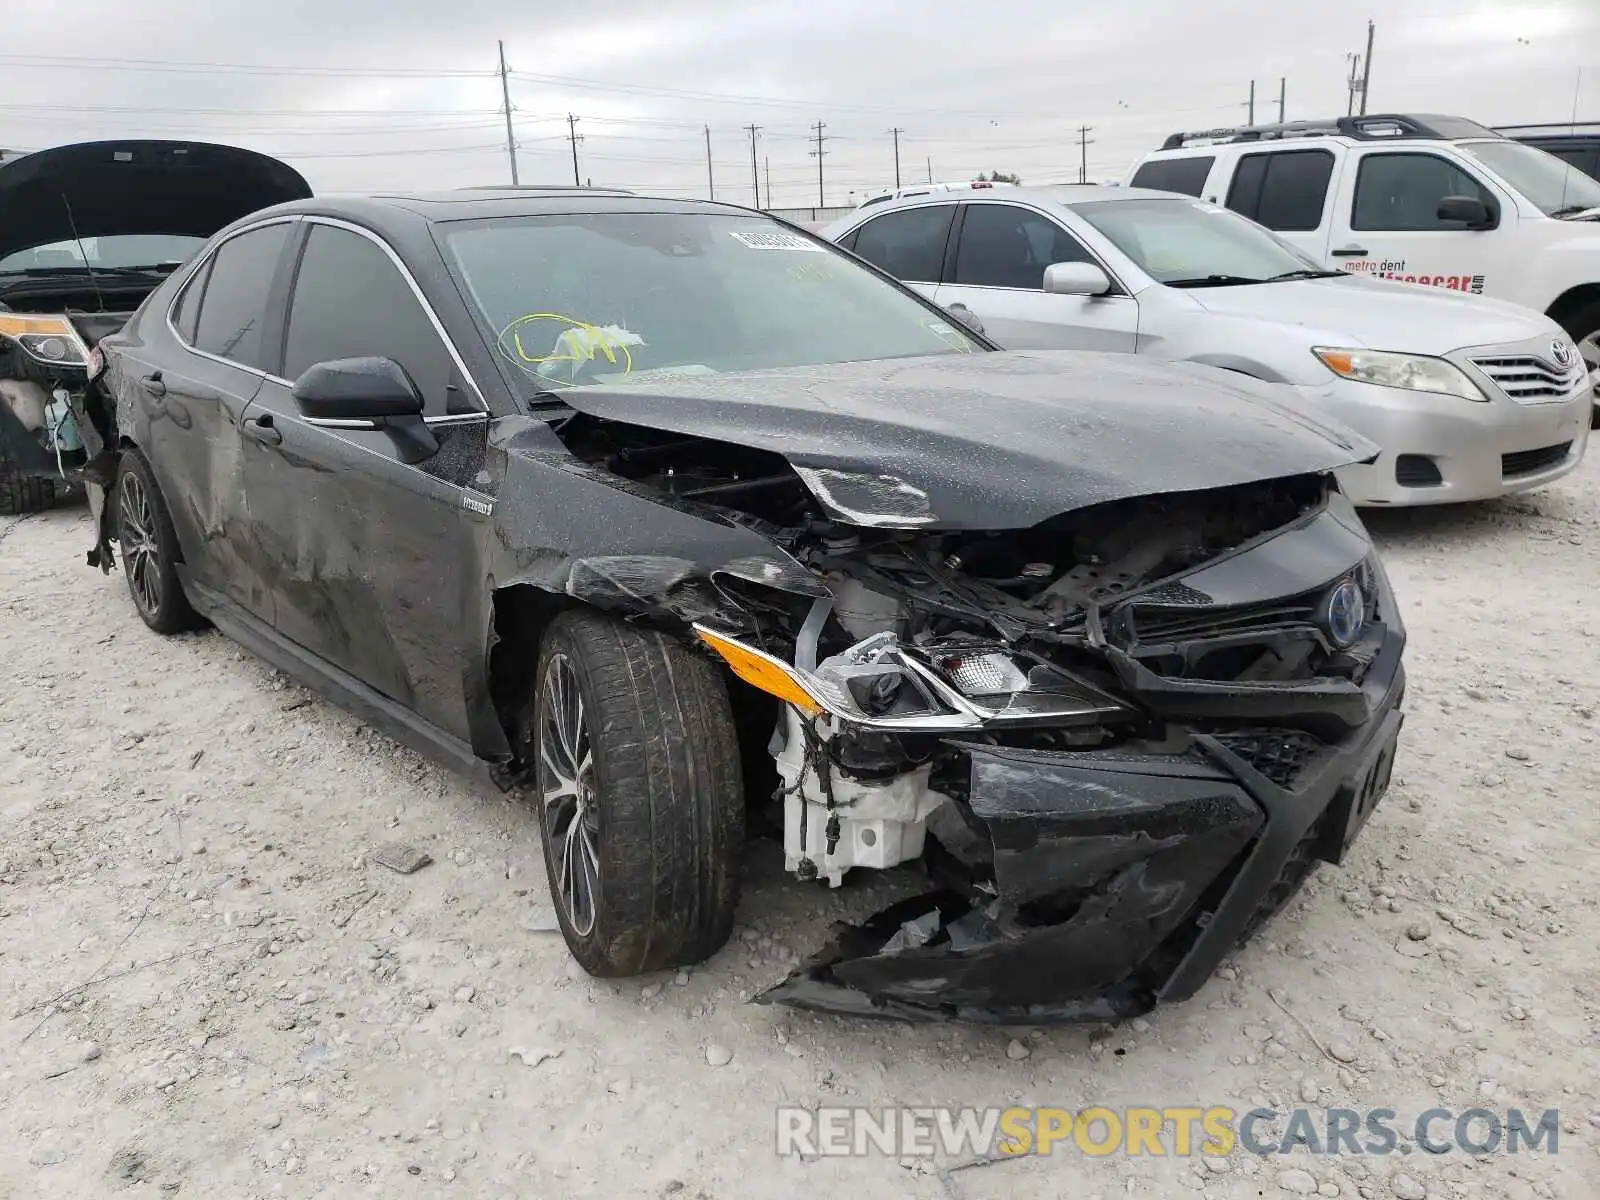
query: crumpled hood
556 350 1377 530
1190 273 1559 353
0 140 311 263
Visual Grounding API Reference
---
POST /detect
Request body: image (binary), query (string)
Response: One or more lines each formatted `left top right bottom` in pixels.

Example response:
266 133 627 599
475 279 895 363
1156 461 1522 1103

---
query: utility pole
1247 80 1256 126
764 156 771 209
1345 53 1362 116
704 126 714 200
566 114 582 186
1358 20 1375 114
745 124 761 207
497 40 519 186
926 157 933 184
1278 77 1287 123
808 121 830 207
1076 125 1095 183
889 127 905 189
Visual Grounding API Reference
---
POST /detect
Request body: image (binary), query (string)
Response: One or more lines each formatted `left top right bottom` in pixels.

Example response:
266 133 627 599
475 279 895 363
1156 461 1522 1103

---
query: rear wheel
115 449 202 635
0 448 58 516
525 610 744 976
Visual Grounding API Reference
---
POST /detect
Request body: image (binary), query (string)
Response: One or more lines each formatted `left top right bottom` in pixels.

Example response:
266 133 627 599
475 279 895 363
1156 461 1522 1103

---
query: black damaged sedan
5 188 1406 1022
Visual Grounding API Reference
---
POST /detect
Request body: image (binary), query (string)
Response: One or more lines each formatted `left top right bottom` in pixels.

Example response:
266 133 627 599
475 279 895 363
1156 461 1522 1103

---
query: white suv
1124 114 1600 388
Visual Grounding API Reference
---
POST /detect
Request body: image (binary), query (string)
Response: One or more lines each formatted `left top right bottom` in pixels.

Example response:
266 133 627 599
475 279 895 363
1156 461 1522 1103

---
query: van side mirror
1043 261 1113 296
292 356 439 463
1436 195 1493 228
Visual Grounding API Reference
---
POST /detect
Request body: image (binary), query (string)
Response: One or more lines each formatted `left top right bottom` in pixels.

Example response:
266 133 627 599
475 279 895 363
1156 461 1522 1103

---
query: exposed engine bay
546 409 1404 1021
0 308 122 481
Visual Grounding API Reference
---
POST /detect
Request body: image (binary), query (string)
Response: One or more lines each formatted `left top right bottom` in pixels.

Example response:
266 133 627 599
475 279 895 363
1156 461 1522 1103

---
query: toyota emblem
1551 339 1573 369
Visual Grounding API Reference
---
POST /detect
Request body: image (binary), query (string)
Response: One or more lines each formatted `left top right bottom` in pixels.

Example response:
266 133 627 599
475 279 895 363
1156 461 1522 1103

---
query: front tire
115 449 202 635
526 611 744 976
1556 299 1600 429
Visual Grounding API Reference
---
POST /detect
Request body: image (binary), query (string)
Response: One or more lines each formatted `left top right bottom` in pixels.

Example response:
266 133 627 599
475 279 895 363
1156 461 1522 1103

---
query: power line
0 53 488 78
0 102 500 118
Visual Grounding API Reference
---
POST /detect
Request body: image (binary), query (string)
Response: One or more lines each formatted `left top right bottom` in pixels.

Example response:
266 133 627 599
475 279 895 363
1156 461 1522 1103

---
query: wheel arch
1546 283 1600 333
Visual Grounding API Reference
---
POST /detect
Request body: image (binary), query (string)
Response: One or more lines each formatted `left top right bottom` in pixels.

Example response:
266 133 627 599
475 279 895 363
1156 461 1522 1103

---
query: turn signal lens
694 626 823 716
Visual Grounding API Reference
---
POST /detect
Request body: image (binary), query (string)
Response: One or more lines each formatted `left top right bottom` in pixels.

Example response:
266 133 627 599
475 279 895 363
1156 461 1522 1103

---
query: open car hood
556 351 1378 529
0 140 311 263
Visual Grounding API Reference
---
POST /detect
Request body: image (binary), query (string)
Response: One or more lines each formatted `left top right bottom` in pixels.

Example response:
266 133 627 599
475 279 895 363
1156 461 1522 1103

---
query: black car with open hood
0 140 310 514
39 189 1405 1024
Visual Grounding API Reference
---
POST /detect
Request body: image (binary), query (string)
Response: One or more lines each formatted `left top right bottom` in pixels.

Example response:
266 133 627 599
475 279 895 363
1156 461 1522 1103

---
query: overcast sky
2 0 1595 208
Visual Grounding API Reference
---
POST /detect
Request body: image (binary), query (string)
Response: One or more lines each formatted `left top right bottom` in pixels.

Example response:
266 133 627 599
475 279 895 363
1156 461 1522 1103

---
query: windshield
0 233 206 273
1456 139 1600 216
441 212 980 393
1070 197 1328 285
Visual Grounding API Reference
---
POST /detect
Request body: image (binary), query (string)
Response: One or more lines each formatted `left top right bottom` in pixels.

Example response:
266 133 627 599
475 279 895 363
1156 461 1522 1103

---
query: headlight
1313 347 1486 402
693 624 1129 732
0 315 89 367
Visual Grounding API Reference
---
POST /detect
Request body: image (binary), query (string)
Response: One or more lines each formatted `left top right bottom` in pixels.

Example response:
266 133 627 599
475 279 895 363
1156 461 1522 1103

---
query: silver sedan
822 187 1593 506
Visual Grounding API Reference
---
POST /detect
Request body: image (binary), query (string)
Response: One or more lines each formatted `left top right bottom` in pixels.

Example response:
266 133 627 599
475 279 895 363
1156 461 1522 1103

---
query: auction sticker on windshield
729 229 827 252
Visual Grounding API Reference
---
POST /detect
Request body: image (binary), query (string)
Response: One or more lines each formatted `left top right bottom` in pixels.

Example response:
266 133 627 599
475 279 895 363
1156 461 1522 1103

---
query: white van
1125 114 1600 383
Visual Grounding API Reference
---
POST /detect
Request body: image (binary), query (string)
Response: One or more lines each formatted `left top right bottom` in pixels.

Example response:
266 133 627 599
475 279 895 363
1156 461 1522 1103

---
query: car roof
218 189 779 251
842 184 1184 219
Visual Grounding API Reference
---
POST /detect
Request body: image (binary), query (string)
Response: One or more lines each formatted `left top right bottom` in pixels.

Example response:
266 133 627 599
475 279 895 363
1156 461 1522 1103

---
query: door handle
1331 245 1369 258
140 372 167 397
242 414 283 447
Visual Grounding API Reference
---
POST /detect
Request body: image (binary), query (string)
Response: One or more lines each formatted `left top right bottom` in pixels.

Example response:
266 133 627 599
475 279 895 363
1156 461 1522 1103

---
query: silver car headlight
1313 347 1487 402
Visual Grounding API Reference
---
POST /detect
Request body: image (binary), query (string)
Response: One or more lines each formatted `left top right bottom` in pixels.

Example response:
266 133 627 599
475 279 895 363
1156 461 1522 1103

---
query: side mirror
944 303 985 336
1043 261 1112 296
1436 195 1493 228
292 357 438 463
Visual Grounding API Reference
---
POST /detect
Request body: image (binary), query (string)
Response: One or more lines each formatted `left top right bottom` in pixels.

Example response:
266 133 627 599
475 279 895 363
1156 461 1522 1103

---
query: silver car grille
1468 355 1584 402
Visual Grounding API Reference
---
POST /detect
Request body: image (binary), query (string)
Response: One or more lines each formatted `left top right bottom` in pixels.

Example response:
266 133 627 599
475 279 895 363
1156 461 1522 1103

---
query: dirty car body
47 190 1405 1022
0 140 310 514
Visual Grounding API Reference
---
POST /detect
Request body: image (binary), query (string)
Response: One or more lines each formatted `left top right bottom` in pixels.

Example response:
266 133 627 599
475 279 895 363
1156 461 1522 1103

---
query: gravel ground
1 459 1597 1200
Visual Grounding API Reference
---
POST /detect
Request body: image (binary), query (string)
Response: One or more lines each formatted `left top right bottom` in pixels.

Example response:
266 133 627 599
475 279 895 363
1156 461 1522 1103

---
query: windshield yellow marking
496 313 636 378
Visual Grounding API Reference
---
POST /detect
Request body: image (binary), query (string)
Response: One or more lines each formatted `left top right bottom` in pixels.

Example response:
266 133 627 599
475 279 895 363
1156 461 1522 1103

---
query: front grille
1394 454 1443 487
1470 355 1584 401
1213 730 1325 789
1130 599 1318 644
1502 442 1573 479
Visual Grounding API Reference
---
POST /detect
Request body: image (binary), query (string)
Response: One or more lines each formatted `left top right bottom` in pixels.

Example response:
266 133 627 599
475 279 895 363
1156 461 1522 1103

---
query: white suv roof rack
1159 113 1502 150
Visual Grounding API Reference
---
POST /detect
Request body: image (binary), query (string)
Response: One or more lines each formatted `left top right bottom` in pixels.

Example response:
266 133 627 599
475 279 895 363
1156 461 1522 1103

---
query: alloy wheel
538 652 600 937
118 470 162 617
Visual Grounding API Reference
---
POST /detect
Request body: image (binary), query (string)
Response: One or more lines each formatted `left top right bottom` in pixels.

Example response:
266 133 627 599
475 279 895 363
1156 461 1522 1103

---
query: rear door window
952 203 1095 289
850 205 955 282
1352 153 1497 230
170 255 213 344
1130 156 1215 197
1226 150 1335 231
191 223 292 371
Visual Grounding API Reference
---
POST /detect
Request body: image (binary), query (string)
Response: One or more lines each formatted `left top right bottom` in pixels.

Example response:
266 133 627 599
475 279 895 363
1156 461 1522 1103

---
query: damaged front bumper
754 622 1406 1024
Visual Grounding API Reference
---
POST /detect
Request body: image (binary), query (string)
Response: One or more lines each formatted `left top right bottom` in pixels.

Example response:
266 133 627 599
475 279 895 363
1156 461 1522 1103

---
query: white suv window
1352 153 1496 231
